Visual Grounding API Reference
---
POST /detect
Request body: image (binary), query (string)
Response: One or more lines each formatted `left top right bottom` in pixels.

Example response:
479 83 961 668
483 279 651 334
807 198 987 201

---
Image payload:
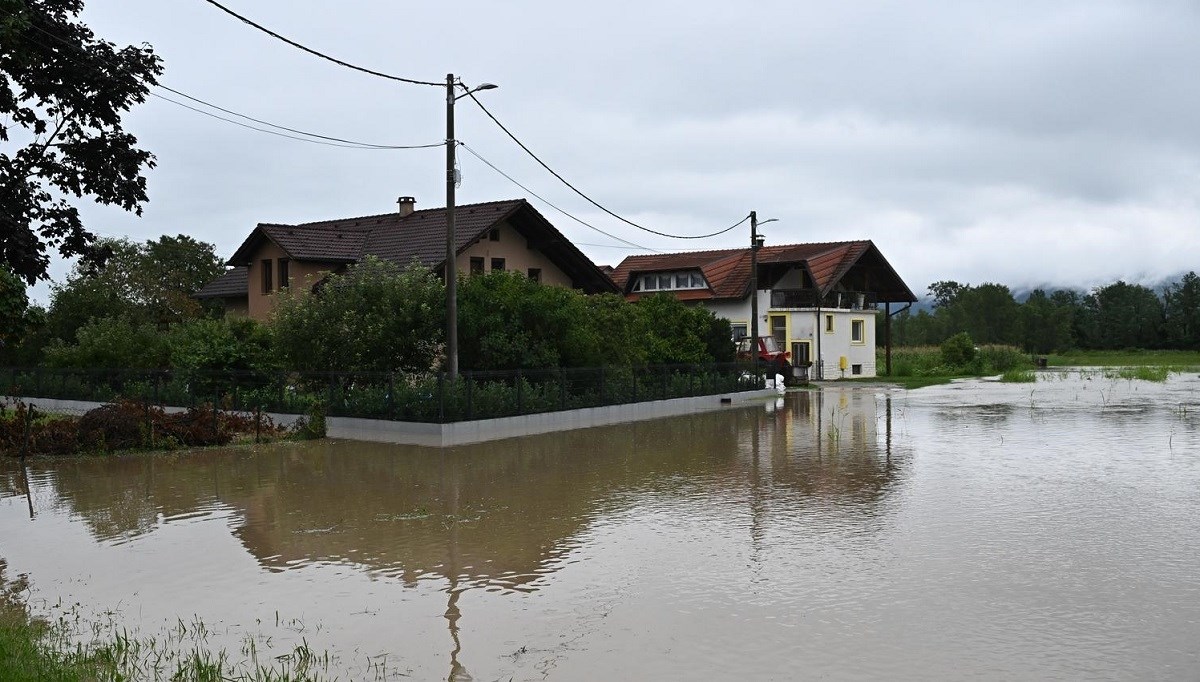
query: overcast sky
33 0 1200 301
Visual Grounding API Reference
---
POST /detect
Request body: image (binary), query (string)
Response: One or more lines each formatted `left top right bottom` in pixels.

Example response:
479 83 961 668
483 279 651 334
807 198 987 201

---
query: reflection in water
21 376 1200 680
1 389 907 678
13 389 904 588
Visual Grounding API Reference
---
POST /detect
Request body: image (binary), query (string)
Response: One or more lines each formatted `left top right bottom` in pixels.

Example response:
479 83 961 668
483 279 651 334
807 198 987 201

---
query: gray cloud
27 0 1197 302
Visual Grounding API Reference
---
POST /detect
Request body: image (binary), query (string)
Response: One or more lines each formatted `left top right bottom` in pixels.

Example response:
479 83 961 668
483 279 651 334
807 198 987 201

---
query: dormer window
631 270 708 292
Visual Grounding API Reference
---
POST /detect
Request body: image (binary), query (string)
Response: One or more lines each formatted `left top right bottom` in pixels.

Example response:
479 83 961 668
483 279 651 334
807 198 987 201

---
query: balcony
769 289 876 310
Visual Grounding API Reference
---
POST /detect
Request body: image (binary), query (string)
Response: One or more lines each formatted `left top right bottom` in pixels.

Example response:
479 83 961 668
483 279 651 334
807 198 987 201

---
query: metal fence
2 363 766 425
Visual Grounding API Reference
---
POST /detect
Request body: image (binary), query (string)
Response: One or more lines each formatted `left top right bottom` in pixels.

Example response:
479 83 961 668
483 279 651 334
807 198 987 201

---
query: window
852 364 863 375
491 257 506 272
634 270 708 292
261 259 273 294
731 323 748 341
527 268 541 283
470 257 484 275
770 315 787 346
851 319 865 344
489 228 500 241
825 314 834 333
278 258 290 289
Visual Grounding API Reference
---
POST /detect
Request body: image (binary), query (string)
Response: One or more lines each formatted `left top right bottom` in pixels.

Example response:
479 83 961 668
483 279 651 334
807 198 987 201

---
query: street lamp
445 75 498 379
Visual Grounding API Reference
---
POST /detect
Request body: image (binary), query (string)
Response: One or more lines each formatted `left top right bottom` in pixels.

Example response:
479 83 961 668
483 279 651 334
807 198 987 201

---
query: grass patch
871 375 959 389
877 343 1034 389
0 582 339 681
1048 349 1200 367
1000 369 1038 383
1103 366 1172 382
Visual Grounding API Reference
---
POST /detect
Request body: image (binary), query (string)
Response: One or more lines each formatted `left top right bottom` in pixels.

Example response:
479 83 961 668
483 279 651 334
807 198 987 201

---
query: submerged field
2 371 1198 680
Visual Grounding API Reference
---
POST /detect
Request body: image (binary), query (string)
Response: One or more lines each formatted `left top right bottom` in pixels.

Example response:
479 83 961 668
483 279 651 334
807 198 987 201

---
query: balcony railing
769 289 877 310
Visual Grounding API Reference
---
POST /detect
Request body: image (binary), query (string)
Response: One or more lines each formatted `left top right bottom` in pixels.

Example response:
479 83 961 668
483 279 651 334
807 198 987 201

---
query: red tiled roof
611 240 915 303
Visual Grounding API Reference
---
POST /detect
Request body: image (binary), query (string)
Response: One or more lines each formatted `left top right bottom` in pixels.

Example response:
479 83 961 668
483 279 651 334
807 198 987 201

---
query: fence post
465 373 473 421
438 373 445 422
212 400 219 443
255 406 262 444
387 374 395 421
559 367 566 411
631 368 637 403
516 369 523 415
599 367 606 406
662 368 668 400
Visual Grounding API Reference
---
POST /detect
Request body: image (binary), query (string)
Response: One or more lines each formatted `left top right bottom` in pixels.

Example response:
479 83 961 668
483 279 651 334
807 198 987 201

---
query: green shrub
941 332 976 368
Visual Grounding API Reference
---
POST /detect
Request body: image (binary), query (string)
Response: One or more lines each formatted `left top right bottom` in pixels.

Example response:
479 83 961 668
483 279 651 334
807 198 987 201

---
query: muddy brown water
3 370 1200 680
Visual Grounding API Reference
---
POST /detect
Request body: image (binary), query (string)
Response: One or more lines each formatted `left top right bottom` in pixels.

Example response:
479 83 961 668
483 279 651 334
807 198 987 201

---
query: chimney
397 196 415 217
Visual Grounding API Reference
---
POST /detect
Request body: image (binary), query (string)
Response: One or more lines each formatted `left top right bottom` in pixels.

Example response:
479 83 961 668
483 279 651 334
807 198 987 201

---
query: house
195 197 618 320
609 240 916 379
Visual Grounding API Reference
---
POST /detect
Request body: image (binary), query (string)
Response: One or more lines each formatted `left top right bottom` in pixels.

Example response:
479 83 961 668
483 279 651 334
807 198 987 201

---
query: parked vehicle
736 336 793 378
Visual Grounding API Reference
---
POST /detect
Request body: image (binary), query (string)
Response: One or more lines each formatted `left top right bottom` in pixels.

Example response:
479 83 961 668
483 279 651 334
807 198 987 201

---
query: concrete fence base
5 387 779 448
327 388 779 447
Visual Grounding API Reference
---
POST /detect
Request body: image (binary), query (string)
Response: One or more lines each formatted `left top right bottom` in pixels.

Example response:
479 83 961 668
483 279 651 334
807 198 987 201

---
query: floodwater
2 369 1200 680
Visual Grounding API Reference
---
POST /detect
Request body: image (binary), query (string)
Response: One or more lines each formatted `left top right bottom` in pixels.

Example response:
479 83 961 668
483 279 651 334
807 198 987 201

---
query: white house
610 241 916 379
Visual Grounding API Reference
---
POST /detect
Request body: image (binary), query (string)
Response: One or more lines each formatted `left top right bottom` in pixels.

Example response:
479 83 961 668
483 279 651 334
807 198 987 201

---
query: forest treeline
890 274 1200 353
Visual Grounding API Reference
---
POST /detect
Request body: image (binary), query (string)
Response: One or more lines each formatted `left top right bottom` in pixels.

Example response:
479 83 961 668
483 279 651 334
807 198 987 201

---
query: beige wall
243 221 579 321
246 240 336 320
454 220 573 287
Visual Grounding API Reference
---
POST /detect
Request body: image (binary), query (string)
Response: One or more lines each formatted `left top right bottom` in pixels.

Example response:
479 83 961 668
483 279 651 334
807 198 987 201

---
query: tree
1021 289 1074 354
271 257 444 373
1 0 162 284
45 235 222 342
458 270 587 370
1084 281 1163 350
1163 272 1200 349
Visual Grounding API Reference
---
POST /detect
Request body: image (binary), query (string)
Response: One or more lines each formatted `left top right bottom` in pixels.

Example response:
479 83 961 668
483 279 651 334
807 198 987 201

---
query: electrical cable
151 92 440 149
9 16 440 150
459 142 656 253
149 90 441 148
467 93 750 240
199 0 441 87
154 85 442 149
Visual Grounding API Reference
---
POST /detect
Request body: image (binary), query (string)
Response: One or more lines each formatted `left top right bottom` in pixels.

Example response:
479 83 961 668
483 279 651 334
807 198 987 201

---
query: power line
10 15 439 150
459 142 656 253
151 91 441 149
467 93 751 240
200 0 441 87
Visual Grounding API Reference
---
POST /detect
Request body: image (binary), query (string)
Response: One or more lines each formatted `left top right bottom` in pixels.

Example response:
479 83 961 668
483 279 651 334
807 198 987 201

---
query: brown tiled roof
219 199 617 295
194 266 248 299
259 223 370 262
611 240 915 303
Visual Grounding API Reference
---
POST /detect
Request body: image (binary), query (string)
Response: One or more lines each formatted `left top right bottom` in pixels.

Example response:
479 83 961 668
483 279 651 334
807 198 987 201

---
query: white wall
695 291 879 379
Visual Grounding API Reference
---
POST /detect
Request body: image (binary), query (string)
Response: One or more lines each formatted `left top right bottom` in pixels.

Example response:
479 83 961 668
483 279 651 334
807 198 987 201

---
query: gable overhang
227 224 295 266
819 241 917 303
498 202 619 294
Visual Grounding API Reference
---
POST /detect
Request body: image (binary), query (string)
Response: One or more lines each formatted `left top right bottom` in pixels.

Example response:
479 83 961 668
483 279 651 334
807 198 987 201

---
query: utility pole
750 211 760 347
445 73 459 379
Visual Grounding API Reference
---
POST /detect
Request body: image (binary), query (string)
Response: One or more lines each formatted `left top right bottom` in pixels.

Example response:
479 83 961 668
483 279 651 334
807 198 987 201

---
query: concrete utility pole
445 73 458 378
444 75 497 379
750 211 760 346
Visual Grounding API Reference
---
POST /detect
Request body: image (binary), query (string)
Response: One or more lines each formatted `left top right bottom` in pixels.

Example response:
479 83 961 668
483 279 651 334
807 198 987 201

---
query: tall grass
1103 366 1171 382
881 345 1033 380
0 580 343 681
1000 370 1037 383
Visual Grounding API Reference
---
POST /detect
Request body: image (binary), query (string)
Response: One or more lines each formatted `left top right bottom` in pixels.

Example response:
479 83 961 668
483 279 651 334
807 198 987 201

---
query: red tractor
736 336 793 380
